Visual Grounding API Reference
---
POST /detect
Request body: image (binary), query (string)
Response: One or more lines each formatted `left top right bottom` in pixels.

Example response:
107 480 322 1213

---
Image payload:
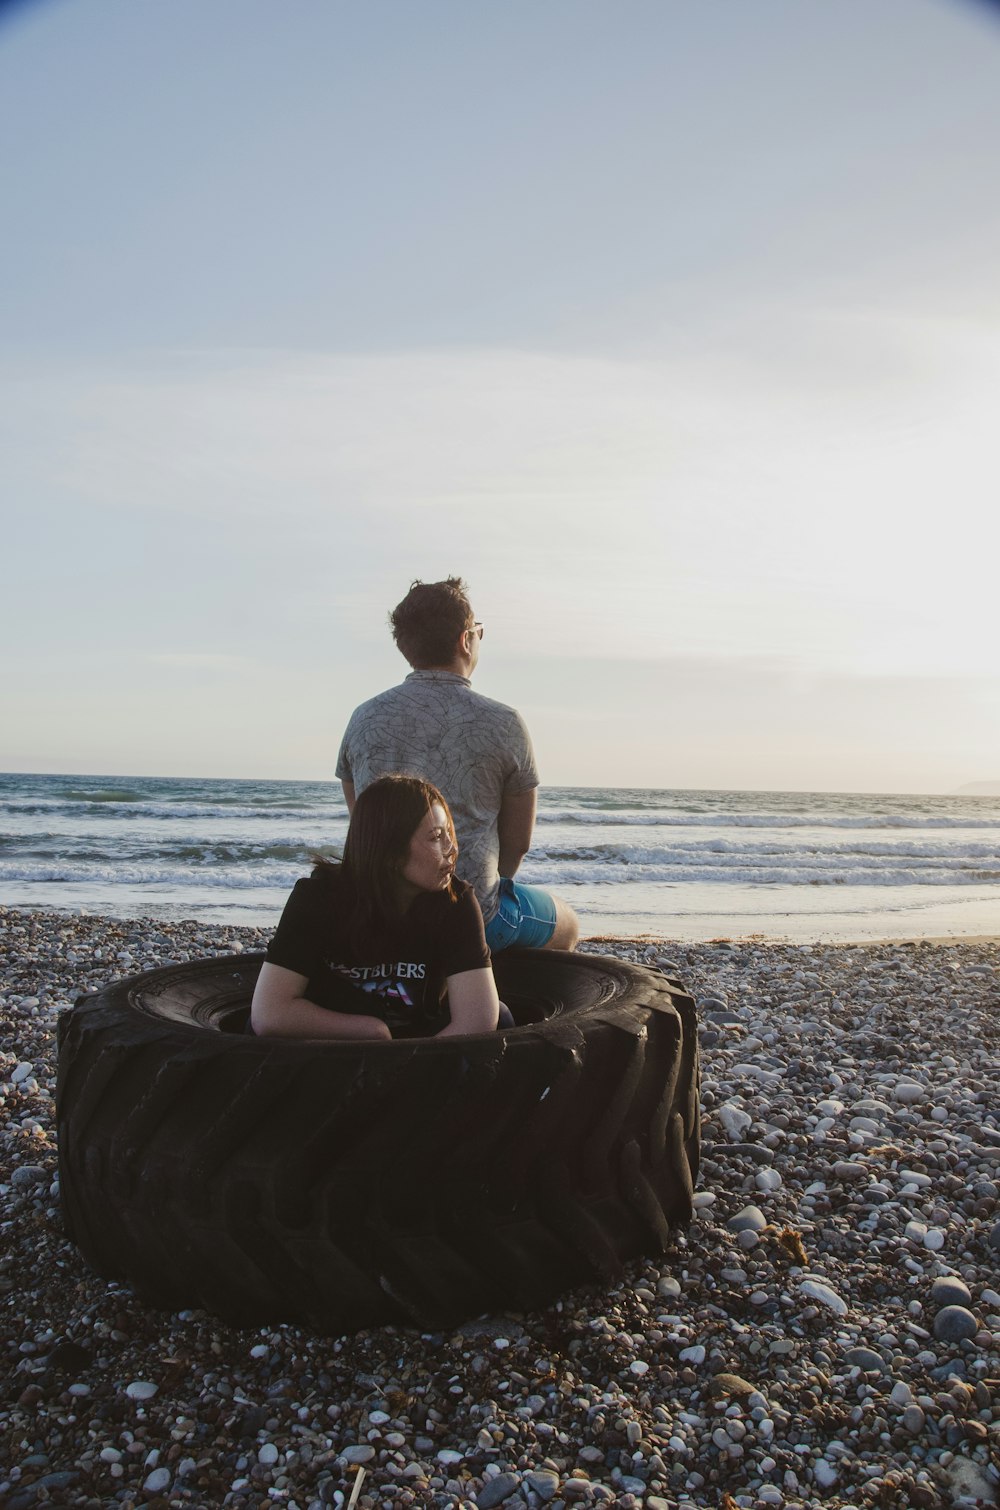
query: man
336 577 579 952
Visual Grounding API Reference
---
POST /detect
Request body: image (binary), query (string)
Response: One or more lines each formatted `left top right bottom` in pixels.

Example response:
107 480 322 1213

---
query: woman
251 775 500 1040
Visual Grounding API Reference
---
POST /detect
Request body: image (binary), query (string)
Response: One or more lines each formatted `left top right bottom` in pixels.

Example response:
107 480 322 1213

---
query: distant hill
957 781 1000 795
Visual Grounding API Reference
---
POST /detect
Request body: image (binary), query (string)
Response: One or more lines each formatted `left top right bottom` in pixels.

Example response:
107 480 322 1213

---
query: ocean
1 772 998 943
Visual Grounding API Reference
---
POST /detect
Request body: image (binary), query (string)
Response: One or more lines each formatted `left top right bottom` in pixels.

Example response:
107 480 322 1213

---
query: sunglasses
469 622 484 641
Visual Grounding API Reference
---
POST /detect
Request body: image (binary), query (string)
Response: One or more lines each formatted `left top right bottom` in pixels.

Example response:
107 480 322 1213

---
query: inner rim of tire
125 949 638 1034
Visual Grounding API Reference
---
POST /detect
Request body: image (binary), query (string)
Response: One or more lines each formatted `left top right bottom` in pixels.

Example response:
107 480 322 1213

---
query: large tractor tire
56 950 700 1331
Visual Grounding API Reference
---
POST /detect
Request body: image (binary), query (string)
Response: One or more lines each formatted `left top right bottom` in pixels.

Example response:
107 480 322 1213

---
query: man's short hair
390 577 474 669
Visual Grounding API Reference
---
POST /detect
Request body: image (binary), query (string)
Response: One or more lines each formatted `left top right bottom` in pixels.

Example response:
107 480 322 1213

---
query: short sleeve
503 710 539 795
265 878 326 980
438 883 492 977
334 720 354 783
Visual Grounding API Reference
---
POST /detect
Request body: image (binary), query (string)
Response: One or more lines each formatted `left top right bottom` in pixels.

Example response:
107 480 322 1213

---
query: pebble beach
2 906 999 1510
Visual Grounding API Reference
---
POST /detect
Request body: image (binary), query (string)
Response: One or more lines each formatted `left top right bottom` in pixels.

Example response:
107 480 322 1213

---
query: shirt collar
406 669 472 688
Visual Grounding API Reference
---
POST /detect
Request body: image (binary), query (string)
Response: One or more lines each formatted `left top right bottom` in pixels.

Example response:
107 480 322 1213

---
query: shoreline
2 907 998 1509
3 902 999 952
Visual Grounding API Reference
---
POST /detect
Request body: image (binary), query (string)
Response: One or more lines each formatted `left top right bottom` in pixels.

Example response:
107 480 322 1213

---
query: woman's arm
436 966 500 1037
251 962 391 1041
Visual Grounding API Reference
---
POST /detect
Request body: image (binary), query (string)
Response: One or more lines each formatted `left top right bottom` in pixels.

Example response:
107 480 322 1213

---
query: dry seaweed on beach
2 906 999 1510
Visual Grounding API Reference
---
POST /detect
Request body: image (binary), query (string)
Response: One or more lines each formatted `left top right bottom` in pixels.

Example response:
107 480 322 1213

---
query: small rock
892 1081 925 1104
813 1459 838 1488
126 1380 158 1401
525 1471 560 1502
11 1165 47 1188
143 1468 172 1493
844 1347 886 1372
727 1205 767 1234
933 1305 978 1342
679 1345 705 1365
706 1373 757 1399
342 1445 376 1464
718 1103 752 1140
799 1279 848 1315
931 1276 971 1308
902 1404 926 1434
832 1160 868 1182
477 1471 521 1508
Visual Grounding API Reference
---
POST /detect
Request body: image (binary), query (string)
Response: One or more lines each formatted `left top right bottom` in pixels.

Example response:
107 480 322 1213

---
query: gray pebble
10 1165 47 1188
843 1347 887 1372
525 1472 560 1502
932 1305 978 1342
931 1276 971 1308
341 1444 376 1464
901 1404 926 1434
727 1204 767 1234
477 1472 521 1507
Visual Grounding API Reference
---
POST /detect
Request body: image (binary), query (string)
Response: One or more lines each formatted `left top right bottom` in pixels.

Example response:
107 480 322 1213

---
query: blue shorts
484 877 558 952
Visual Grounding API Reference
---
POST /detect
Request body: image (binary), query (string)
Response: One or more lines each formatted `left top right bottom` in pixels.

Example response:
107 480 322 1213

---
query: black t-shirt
263 866 491 1038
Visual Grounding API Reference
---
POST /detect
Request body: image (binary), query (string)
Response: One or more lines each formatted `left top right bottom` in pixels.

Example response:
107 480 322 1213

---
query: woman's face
399 802 457 897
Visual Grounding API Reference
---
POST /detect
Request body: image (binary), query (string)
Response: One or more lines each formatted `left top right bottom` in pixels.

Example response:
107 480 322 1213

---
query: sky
2 0 999 793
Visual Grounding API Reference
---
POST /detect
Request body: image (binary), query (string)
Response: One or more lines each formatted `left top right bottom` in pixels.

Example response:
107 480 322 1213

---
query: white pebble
892 1081 925 1104
12 1062 34 1084
629 1359 650 1376
143 1468 171 1493
814 1458 838 1488
924 1228 946 1252
755 1168 782 1193
126 1380 158 1400
258 1443 279 1466
679 1345 705 1364
718 1102 752 1140
799 1279 848 1315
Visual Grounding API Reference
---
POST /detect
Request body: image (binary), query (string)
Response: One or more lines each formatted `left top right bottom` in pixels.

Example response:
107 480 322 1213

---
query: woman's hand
251 963 392 1041
436 966 500 1036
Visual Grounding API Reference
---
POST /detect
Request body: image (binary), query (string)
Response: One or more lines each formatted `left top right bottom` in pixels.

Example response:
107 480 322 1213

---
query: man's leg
485 879 578 953
543 895 579 952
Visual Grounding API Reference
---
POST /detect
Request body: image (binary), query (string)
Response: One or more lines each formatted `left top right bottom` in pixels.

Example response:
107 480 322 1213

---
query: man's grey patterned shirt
336 671 539 922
